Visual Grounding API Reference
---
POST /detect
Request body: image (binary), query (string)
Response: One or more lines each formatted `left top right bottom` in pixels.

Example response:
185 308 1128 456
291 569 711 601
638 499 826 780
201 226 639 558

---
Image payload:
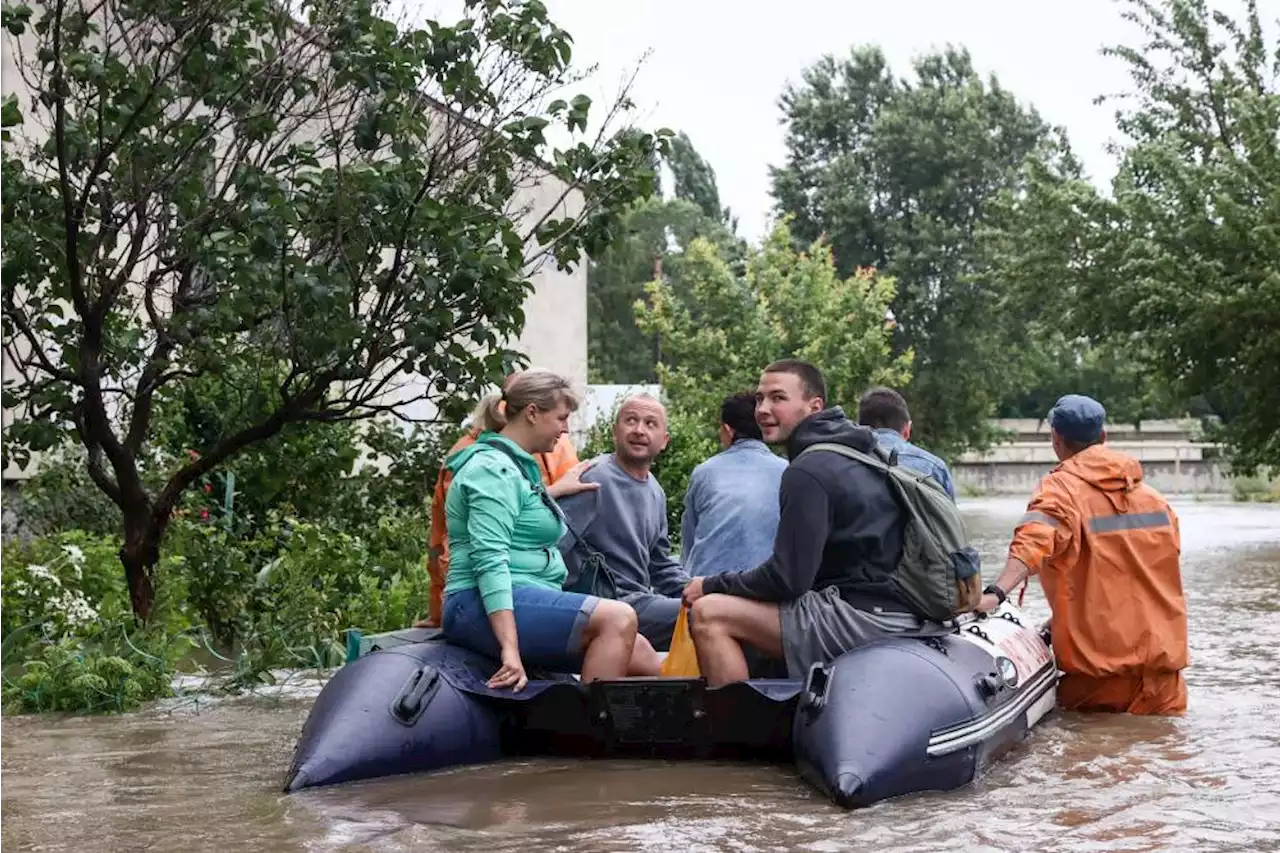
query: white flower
61 544 86 577
52 590 98 627
65 596 98 627
26 564 61 586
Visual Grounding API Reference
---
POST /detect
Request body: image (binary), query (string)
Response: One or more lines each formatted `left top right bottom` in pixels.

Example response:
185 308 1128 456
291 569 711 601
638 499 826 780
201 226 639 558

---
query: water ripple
3 500 1278 852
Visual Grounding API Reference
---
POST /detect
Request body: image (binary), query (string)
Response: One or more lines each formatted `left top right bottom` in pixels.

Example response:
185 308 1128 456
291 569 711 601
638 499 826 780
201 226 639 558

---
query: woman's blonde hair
471 368 581 433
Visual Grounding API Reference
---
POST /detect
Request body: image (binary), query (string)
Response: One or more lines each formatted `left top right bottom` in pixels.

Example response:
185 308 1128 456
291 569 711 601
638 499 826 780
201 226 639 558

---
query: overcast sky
418 0 1272 243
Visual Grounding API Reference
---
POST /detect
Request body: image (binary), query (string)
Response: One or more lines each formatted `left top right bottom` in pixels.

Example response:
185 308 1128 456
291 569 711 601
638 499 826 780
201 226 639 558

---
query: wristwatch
984 583 1007 605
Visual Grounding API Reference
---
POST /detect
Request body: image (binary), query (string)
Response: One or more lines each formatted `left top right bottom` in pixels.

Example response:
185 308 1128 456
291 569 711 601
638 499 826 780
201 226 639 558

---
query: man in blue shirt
857 387 956 499
681 393 789 577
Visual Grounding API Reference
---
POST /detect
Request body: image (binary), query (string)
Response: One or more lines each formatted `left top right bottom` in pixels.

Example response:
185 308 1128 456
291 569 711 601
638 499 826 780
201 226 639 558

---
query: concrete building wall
511 184 588 388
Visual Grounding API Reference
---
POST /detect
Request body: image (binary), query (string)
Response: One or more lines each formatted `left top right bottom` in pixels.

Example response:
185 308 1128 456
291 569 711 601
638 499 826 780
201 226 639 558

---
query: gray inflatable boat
284 601 1057 808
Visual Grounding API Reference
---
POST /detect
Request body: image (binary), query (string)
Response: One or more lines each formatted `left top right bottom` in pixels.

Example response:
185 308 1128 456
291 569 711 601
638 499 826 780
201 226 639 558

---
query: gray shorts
779 586 922 678
624 593 682 652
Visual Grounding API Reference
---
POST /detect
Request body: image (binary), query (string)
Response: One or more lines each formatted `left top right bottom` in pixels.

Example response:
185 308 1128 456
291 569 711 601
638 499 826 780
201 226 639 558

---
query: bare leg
689 594 784 687
579 600 639 682
627 633 662 676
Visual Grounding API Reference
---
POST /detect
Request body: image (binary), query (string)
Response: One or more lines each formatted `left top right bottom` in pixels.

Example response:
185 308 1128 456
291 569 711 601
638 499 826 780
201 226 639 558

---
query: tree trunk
120 517 159 622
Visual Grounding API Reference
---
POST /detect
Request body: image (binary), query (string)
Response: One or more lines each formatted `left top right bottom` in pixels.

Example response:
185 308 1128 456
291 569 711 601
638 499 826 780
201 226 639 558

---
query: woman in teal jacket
442 369 661 691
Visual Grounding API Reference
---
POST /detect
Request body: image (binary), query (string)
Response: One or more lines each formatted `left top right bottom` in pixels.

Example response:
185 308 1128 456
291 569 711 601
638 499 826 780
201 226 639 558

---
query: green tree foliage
667 130 732 226
0 0 669 620
587 196 736 383
982 0 1280 469
586 132 743 384
995 338 1184 425
977 156 1188 428
769 45 1073 455
636 221 912 429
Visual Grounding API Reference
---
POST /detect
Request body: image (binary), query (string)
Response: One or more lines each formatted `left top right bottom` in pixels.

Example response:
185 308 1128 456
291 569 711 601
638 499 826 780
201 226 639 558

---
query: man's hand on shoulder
681 576 705 608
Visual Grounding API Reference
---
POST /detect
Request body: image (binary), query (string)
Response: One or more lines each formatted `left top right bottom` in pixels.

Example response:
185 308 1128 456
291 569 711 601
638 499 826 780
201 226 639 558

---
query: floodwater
3 498 1278 852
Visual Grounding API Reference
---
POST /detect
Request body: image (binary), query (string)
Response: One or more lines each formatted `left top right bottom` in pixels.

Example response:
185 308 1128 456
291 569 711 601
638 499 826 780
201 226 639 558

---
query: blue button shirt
873 428 956 500
680 439 788 577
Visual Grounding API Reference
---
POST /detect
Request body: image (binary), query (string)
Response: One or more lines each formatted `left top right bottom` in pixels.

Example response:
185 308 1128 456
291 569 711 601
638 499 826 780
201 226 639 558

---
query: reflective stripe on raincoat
1009 444 1189 688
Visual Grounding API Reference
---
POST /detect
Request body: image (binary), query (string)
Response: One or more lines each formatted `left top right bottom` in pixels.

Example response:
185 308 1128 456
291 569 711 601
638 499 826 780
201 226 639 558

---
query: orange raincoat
1009 444 1188 715
421 430 579 626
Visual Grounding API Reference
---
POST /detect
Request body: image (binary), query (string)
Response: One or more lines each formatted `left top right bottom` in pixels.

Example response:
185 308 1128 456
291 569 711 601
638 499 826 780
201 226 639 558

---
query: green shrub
1231 470 1279 503
2 413 448 713
163 518 270 647
1 528 195 716
3 622 188 714
251 511 429 642
1 532 130 642
10 455 126 537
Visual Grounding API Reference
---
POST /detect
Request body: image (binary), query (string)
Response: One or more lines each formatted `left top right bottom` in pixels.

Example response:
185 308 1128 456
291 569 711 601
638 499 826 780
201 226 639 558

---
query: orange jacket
421 430 579 626
1009 445 1188 682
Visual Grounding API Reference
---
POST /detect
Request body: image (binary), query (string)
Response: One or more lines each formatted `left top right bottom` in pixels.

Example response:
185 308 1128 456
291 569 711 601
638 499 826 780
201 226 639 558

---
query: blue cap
1048 394 1106 444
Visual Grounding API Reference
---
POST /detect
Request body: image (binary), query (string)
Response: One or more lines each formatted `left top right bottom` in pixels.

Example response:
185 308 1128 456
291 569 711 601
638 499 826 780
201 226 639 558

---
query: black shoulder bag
484 442 620 601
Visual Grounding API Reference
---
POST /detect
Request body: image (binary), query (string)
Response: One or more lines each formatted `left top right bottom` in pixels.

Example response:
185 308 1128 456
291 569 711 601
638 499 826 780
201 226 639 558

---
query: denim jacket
680 439 788 576
873 428 956 499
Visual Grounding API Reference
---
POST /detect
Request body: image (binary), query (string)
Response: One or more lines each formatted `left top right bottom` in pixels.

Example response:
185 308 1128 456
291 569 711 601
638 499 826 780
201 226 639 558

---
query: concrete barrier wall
953 460 1232 496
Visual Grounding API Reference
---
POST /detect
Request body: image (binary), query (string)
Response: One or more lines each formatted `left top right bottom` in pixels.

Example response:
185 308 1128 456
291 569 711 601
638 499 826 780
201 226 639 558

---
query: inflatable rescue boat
283 602 1058 808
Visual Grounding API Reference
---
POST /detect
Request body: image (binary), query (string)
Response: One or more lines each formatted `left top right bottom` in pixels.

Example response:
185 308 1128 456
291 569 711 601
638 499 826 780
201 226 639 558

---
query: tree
587 131 742 384
976 155 1188 428
666 130 733 227
769 46 1071 456
587 196 744 384
994 337 1185 426
636 220 912 428
984 0 1280 469
0 0 668 620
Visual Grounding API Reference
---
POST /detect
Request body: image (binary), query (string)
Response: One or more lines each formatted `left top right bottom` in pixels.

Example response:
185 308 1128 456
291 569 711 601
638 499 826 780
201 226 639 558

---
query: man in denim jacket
681 393 788 577
858 387 955 499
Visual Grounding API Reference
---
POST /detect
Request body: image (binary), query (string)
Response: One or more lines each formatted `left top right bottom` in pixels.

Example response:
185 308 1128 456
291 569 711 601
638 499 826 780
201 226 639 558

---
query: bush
250 511 429 647
1 532 131 641
1231 470 1280 503
2 414 450 714
10 455 126 538
1 531 194 714
3 624 188 714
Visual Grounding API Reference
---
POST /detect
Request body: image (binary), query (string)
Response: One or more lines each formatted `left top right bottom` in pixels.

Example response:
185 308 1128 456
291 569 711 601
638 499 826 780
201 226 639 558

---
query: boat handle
800 663 830 718
966 624 993 644
390 664 442 727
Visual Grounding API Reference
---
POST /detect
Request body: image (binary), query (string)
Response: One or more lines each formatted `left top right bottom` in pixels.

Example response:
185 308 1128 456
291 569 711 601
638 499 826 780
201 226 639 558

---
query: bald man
556 395 690 650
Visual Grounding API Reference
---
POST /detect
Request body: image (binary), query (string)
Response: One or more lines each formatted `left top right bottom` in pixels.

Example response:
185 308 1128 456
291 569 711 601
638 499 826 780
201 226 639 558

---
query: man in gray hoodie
556 395 689 650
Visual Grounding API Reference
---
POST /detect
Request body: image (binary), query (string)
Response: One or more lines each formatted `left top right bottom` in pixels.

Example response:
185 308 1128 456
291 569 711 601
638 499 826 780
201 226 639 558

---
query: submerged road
3 498 1278 852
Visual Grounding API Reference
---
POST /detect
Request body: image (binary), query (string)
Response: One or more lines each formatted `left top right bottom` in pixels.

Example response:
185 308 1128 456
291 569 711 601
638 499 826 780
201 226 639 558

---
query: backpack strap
480 440 596 558
799 441 894 470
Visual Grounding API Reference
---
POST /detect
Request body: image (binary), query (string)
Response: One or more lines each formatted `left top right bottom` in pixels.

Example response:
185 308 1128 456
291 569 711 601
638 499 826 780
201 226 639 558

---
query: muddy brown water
3 498 1278 852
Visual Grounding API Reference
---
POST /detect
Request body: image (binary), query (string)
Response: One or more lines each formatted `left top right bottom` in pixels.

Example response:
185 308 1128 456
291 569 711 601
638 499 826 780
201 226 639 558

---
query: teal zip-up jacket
442 432 569 614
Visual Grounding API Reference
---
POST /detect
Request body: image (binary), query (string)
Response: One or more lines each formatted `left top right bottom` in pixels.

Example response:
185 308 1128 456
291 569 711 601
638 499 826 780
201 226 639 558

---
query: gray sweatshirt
556 454 689 600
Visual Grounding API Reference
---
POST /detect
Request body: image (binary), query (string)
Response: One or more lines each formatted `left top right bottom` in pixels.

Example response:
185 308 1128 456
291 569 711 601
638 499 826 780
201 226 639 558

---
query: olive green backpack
798 442 983 623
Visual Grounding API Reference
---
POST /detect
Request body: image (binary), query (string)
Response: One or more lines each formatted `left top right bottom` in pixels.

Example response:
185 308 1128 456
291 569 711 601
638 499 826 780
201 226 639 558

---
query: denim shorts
442 585 600 673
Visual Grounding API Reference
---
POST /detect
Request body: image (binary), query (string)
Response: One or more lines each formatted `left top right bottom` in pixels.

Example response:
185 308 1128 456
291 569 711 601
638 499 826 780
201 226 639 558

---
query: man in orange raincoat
416 372 583 627
978 394 1189 715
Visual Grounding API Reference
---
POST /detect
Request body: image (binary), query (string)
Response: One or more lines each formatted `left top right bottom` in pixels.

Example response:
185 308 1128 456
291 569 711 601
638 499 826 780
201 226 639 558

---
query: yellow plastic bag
659 606 701 677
